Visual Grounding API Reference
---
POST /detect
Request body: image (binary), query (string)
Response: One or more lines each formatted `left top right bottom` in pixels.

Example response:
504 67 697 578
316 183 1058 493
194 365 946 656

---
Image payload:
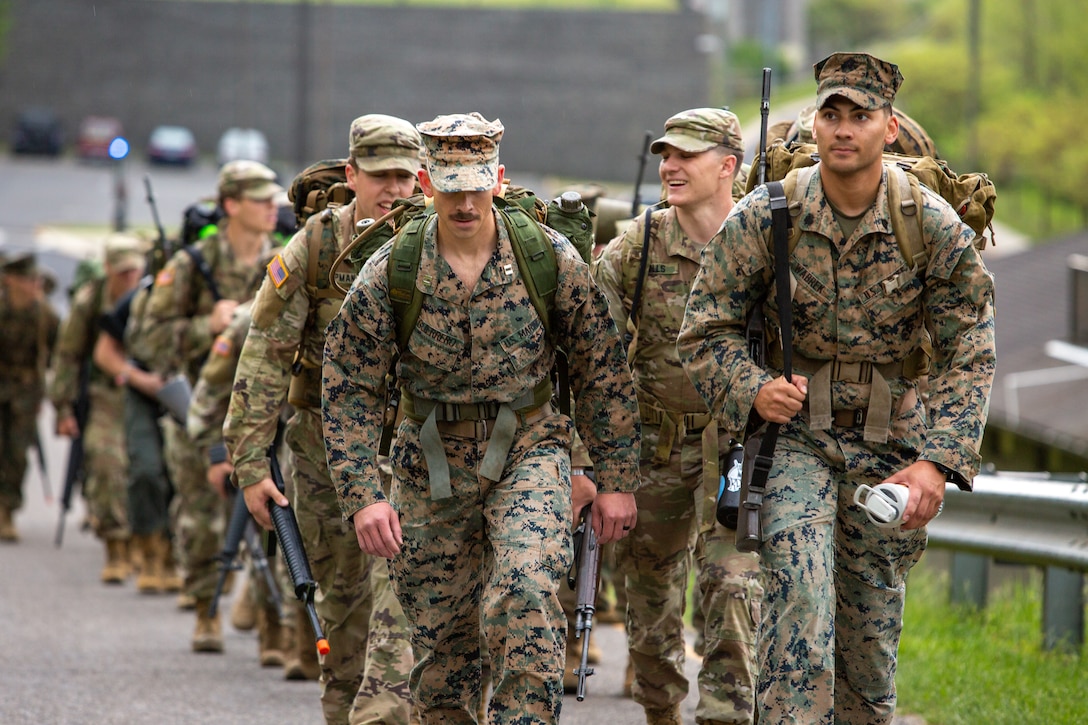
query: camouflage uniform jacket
139 223 275 384
188 302 253 455
594 206 708 417
0 289 59 402
679 167 996 483
225 201 360 489
48 277 110 418
323 210 642 517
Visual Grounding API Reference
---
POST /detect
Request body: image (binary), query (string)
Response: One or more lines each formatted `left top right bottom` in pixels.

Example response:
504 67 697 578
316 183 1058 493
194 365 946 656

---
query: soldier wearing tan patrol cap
323 112 641 722
595 107 759 725
224 114 420 718
680 52 995 724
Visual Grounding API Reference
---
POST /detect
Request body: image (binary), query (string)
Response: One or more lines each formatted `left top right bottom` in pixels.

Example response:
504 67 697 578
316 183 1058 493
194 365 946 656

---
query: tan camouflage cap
650 108 744 155
217 159 283 201
814 52 903 111
349 114 423 174
103 232 149 273
416 112 504 193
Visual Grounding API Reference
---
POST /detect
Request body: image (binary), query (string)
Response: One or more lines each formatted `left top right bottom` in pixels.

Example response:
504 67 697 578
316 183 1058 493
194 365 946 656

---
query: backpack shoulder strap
182 243 222 302
498 204 558 344
884 164 928 271
781 165 816 255
389 213 430 352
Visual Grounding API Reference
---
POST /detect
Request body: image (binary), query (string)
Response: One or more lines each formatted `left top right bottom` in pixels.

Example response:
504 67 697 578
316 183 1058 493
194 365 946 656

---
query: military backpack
287 158 354 228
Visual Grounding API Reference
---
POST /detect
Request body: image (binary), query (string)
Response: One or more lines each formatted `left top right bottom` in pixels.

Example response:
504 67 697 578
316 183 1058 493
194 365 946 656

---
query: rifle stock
210 487 250 618
567 504 601 701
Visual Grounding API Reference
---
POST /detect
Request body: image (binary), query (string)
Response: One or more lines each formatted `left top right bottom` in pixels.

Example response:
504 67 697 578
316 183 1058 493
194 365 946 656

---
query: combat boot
100 539 128 584
0 507 19 542
257 607 285 667
192 598 224 653
284 612 320 681
134 533 165 593
161 536 184 593
230 576 257 631
644 704 682 725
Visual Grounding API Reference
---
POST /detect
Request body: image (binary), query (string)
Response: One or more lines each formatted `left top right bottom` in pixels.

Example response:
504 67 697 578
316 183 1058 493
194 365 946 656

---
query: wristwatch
929 461 967 490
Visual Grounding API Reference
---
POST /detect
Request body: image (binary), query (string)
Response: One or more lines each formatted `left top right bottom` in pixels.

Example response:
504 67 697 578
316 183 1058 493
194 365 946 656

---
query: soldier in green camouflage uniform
323 113 641 724
136 160 283 652
594 108 760 725
678 53 996 724
225 115 421 725
50 234 146 580
0 253 60 541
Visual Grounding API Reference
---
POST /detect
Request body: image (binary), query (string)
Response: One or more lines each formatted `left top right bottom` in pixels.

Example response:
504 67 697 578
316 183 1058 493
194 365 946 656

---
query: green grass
897 555 1088 724
148 0 678 10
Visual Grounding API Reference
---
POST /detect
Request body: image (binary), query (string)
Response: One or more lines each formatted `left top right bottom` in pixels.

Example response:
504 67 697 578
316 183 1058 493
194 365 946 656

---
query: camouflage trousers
615 424 760 724
0 392 39 511
756 423 927 724
163 418 229 599
287 411 413 725
83 383 130 541
123 388 172 536
388 415 573 724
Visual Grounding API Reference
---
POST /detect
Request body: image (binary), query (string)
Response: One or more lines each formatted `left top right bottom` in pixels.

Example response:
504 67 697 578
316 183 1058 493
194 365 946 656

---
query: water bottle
716 440 745 529
853 482 910 528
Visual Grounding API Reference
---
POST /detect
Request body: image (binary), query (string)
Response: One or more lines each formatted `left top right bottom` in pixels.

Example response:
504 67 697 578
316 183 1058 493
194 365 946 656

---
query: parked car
147 125 197 166
12 108 63 156
217 127 269 165
76 115 124 161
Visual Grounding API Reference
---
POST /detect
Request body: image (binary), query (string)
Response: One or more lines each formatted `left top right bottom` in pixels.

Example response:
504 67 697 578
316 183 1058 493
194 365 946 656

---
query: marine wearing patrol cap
103 232 149 273
416 112 504 193
218 159 283 201
2 252 37 277
814 51 903 111
650 107 744 155
349 114 423 174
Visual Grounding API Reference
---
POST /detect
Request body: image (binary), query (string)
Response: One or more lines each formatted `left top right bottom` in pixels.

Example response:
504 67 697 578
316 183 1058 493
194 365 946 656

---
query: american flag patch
267 254 289 288
211 335 233 358
155 267 174 286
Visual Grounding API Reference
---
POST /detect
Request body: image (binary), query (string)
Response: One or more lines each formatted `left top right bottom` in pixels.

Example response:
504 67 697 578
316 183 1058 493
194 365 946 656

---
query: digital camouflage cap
416 112 504 193
814 52 903 111
650 107 744 155
217 159 283 201
349 114 423 174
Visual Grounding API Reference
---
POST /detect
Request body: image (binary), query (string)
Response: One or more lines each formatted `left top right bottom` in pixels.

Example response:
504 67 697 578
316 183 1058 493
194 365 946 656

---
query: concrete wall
0 0 710 183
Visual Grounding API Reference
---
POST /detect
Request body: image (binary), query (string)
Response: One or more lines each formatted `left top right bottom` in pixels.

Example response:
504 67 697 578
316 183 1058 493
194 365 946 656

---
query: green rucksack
287 158 354 228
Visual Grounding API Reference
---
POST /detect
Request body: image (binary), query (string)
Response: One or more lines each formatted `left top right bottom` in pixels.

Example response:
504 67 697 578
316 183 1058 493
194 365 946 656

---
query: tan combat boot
230 576 257 631
644 704 683 725
257 607 285 667
192 598 224 653
0 507 19 542
134 533 165 593
100 539 128 584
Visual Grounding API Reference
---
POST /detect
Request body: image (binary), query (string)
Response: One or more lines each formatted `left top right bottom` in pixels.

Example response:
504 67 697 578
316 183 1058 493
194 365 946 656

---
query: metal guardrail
926 472 1088 650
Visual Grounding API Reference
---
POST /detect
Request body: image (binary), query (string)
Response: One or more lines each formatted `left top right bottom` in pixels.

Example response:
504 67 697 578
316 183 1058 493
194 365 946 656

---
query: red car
77 115 123 161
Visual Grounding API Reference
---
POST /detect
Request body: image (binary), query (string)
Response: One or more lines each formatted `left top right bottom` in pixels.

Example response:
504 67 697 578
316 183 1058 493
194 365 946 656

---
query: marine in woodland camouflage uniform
0 253 60 541
678 53 996 724
224 115 420 725
136 160 283 652
49 234 147 581
323 112 641 724
594 108 760 725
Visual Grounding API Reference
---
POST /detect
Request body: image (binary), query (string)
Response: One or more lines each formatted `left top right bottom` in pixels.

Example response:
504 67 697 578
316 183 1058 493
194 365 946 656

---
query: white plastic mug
853 483 910 528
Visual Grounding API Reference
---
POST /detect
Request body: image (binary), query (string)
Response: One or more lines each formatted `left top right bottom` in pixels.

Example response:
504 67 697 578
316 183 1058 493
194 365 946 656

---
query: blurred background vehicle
11 107 63 156
76 115 124 161
217 127 268 165
147 124 197 166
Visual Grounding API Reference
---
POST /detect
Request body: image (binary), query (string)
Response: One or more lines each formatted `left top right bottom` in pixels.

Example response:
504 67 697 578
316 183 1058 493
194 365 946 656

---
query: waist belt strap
804 358 900 444
638 396 712 464
403 379 553 500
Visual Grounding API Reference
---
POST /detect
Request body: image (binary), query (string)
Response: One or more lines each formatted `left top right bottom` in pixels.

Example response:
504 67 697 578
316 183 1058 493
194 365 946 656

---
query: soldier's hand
207 462 234 499
753 374 808 424
56 415 79 438
209 299 239 335
353 502 402 559
883 461 946 530
592 491 637 543
243 477 289 530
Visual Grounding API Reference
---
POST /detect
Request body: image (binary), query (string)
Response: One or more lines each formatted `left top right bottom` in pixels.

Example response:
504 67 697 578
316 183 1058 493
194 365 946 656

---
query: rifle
267 434 330 656
566 503 601 701
32 426 53 504
744 67 774 373
210 485 283 620
143 175 173 276
55 362 91 547
631 130 653 217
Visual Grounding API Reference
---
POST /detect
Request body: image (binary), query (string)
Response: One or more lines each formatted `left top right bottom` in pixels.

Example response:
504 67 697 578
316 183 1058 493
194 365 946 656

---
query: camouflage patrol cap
104 232 149 273
814 52 903 111
416 112 504 193
349 114 423 174
217 160 283 201
650 108 744 155
2 252 37 277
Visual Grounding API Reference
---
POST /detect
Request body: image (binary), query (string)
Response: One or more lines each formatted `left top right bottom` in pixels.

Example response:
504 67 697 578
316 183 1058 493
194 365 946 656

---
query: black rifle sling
183 244 223 302
749 182 793 505
626 206 655 341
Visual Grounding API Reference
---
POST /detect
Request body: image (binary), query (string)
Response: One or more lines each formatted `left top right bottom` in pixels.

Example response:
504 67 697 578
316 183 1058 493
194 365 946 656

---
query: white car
217 127 269 165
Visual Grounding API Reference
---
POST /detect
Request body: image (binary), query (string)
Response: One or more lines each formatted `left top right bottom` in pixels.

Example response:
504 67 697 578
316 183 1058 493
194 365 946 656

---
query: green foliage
807 0 926 60
898 556 1088 724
